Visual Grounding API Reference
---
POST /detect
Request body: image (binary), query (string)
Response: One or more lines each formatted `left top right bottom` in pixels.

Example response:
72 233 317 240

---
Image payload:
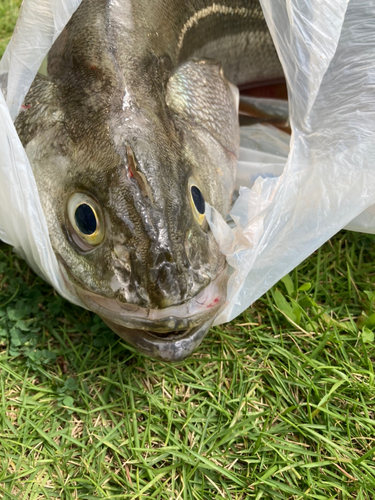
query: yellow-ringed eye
67 192 104 248
188 180 205 225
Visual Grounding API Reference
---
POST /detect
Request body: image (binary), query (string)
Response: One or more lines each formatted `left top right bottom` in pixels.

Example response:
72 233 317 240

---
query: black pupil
75 204 97 235
191 186 205 215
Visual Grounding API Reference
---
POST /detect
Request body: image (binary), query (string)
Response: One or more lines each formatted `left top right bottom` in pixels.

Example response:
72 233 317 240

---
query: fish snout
148 260 189 308
148 254 212 309
113 245 211 309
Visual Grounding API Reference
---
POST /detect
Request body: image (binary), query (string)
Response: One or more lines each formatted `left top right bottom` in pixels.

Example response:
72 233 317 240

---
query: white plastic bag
1 0 375 325
209 0 375 324
0 0 84 307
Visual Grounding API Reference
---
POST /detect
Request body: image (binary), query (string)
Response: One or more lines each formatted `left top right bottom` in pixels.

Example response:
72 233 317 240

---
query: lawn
0 2 375 499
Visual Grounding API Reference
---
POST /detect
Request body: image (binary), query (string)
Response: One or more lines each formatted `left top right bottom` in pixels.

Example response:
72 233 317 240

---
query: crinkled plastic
209 0 375 324
1 0 375 325
0 0 84 307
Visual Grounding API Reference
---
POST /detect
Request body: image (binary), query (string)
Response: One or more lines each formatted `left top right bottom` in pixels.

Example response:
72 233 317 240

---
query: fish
8 0 283 361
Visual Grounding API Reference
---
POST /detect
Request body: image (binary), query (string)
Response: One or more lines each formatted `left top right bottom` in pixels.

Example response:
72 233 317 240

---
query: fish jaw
103 318 213 362
60 262 229 361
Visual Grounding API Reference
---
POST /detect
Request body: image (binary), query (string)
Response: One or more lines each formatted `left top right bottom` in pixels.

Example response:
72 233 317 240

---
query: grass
0 0 22 56
1 3 375 499
1 232 375 499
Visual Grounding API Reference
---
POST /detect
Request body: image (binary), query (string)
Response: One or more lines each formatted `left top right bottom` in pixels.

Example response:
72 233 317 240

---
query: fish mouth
59 263 229 361
101 318 215 362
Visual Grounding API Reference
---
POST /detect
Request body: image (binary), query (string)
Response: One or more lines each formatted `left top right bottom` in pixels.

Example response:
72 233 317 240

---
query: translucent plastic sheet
0 0 82 120
210 0 375 324
1 0 375 325
0 0 84 307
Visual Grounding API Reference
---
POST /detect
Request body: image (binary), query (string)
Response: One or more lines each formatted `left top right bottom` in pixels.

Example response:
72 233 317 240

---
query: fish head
20 59 239 361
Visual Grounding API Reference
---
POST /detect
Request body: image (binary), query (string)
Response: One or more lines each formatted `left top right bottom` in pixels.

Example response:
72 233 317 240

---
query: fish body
12 0 282 360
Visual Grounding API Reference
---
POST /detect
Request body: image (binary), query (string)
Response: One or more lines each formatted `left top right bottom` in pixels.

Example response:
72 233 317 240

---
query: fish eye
75 204 97 235
67 193 104 247
189 181 205 225
191 186 205 214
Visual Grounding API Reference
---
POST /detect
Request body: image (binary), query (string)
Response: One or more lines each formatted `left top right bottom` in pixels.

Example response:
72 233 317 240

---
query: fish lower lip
102 318 212 362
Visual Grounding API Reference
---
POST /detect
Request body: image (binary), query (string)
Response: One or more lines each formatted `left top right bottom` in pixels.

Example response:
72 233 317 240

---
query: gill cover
166 59 240 160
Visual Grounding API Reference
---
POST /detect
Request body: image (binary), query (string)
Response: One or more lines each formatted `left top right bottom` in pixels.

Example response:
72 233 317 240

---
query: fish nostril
165 252 173 263
153 251 173 267
113 245 131 267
